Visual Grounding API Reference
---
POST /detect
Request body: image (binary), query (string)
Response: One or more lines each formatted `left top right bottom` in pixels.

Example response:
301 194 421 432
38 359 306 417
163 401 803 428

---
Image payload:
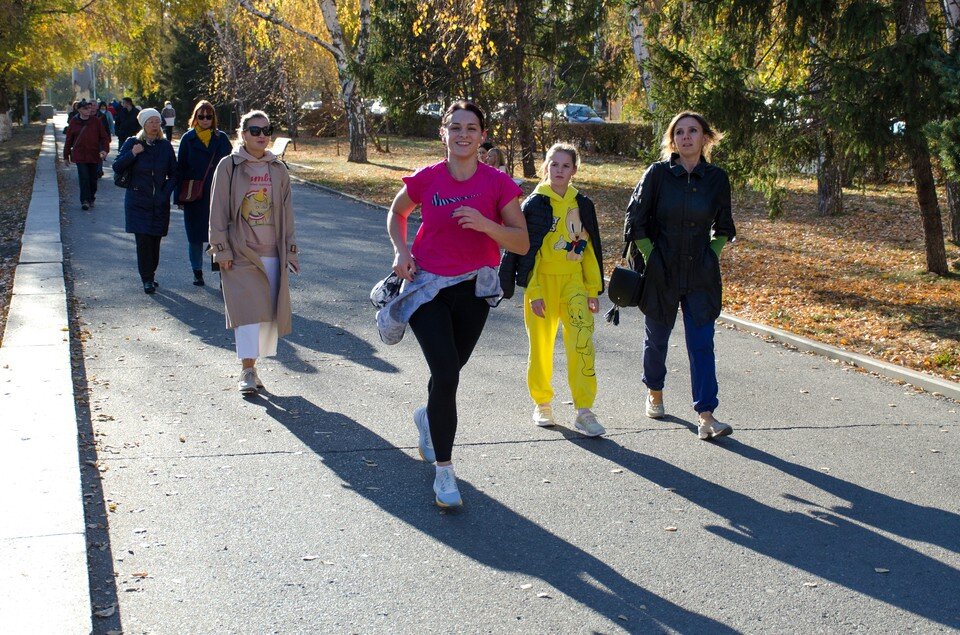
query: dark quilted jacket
500 191 604 299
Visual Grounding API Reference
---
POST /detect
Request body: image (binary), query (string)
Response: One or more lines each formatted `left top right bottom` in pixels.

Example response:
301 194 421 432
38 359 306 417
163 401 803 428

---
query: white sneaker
413 407 436 463
645 394 665 419
238 368 258 394
532 404 556 427
574 410 606 437
433 465 462 508
698 419 733 440
253 368 264 389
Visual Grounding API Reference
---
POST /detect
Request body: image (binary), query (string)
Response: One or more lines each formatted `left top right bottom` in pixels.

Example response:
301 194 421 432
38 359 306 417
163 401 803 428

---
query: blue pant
188 242 204 271
642 295 719 414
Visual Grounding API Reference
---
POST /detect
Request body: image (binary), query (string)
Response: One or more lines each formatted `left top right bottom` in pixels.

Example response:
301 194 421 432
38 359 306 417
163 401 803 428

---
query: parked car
365 98 388 117
554 103 605 124
417 102 442 119
301 100 324 111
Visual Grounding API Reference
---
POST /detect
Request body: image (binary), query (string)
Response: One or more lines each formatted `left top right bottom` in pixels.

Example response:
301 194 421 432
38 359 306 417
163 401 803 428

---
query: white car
300 101 324 111
365 99 388 116
417 102 442 119
555 103 605 124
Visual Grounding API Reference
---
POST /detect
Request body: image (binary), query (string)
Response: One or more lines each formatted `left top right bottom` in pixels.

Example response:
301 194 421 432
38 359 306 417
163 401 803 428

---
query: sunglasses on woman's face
196 114 214 120
245 125 273 137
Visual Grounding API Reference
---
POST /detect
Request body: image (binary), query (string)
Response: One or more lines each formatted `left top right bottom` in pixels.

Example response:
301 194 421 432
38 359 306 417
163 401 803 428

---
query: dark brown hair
441 100 485 131
189 100 218 130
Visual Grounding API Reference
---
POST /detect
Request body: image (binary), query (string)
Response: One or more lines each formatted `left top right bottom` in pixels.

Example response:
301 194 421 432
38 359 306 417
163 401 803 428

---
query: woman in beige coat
208 110 299 394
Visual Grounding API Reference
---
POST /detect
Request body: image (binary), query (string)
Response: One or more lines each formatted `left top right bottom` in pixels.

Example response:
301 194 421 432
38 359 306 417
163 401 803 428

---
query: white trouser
234 256 280 360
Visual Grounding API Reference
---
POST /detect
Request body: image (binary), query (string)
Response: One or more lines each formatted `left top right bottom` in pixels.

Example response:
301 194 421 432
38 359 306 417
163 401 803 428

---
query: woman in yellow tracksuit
522 143 605 437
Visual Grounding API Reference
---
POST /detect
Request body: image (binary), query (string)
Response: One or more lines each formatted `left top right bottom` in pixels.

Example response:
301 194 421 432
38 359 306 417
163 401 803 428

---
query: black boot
193 269 205 286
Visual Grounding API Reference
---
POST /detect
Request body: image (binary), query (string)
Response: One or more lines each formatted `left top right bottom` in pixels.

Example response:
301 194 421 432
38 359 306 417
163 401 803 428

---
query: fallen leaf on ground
665 526 678 532
875 568 890 573
536 592 552 599
94 605 116 618
520 583 533 590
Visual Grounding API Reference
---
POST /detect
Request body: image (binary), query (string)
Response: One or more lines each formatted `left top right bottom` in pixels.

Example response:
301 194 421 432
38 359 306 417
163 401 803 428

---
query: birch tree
626 1 656 113
239 0 370 162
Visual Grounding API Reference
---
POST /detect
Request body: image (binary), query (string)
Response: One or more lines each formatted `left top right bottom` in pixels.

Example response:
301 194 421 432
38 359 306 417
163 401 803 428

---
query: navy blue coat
113 137 178 237
174 128 232 244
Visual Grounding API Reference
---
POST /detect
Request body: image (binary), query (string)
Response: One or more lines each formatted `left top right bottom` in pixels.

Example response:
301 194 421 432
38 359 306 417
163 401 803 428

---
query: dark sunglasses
245 124 273 137
196 114 214 120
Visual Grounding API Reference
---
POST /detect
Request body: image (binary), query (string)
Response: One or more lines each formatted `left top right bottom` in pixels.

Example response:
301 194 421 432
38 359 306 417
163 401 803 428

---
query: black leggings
408 280 490 463
134 233 162 282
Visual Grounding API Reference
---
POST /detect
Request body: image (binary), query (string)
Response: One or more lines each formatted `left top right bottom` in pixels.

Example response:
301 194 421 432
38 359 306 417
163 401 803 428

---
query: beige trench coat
208 151 298 335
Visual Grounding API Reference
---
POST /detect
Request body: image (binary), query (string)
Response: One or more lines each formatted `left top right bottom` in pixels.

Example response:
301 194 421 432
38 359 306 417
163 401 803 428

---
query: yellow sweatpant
524 272 596 409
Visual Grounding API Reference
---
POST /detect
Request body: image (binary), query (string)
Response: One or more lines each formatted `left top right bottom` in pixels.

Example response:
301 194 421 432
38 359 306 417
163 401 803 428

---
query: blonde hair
660 111 724 162
236 110 270 147
539 143 581 182
484 147 505 167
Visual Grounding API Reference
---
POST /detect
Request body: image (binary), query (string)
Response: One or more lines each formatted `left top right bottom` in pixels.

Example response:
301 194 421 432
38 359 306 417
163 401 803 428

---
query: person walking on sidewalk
63 99 110 211
384 100 528 508
500 143 606 437
112 108 178 294
115 97 141 147
174 100 232 286
161 101 176 142
208 110 299 395
623 111 737 440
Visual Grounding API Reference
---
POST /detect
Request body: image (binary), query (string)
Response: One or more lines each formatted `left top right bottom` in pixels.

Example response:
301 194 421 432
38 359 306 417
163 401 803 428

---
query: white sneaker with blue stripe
413 406 436 463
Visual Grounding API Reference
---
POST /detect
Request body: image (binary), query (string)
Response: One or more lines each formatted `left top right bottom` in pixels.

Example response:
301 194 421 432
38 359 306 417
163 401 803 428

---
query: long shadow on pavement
151 287 398 375
719 439 960 555
561 428 960 628
248 392 737 633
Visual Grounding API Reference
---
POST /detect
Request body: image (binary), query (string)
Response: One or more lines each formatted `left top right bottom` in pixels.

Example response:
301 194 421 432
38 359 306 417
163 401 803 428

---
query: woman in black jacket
174 100 232 286
623 111 736 440
113 108 178 294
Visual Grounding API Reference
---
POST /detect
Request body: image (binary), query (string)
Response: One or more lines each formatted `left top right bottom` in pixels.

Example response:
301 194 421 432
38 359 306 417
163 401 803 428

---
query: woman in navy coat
112 108 178 294
174 100 232 286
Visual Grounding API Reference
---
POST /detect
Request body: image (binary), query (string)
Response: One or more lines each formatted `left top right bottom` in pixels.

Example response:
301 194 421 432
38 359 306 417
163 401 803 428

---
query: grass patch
286 135 960 383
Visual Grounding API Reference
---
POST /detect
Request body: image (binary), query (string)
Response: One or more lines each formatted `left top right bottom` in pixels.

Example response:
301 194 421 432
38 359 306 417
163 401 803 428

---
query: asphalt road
60 126 960 634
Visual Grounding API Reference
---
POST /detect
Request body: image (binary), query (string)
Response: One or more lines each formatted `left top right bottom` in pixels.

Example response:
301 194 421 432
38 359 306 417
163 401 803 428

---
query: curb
287 172 960 402
0 122 92 632
718 314 960 402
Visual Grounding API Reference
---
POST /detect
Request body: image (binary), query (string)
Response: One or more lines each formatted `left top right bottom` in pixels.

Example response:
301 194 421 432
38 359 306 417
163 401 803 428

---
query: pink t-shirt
402 161 522 276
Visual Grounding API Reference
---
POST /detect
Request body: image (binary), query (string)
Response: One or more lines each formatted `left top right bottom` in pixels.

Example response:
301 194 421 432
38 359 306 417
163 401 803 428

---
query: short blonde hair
660 111 724 162
539 143 580 182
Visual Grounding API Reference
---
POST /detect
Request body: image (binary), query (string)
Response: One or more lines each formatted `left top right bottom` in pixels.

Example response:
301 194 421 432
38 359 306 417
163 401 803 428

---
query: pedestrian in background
500 142 605 437
174 100 232 286
384 100 528 508
98 101 115 138
624 110 736 440
112 108 177 294
115 97 141 146
63 99 110 210
161 101 176 142
208 110 299 395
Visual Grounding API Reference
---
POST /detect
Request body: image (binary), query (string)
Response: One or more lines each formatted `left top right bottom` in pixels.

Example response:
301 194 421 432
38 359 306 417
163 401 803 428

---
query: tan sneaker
238 368 258 395
645 394 665 419
574 410 606 437
698 419 733 440
532 404 556 427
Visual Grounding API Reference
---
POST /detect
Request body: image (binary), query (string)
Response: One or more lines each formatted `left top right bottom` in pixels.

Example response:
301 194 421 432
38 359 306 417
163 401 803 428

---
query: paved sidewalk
18 114 960 633
0 122 90 633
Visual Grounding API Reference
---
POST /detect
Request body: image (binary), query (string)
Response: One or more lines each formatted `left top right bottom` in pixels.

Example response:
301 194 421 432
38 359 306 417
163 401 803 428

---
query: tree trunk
627 5 656 113
0 83 12 142
947 180 960 245
941 0 960 50
906 133 949 274
507 4 536 178
816 131 843 216
343 79 367 163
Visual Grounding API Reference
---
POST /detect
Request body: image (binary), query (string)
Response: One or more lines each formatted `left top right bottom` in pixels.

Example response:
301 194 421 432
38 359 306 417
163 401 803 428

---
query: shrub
541 122 656 157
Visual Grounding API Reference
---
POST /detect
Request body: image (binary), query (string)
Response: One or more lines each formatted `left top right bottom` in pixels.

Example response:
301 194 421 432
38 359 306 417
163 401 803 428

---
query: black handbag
113 164 132 188
605 242 645 326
